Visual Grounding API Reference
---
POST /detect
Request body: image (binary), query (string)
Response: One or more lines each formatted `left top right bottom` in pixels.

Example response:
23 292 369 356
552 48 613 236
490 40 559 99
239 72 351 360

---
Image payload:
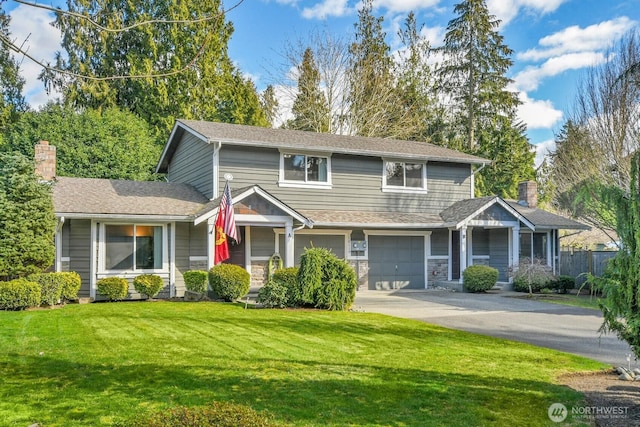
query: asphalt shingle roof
300 209 444 228
157 120 489 172
506 200 590 230
53 177 209 217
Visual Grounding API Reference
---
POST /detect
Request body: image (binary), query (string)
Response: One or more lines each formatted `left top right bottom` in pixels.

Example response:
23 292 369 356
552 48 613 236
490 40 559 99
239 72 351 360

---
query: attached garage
367 234 426 290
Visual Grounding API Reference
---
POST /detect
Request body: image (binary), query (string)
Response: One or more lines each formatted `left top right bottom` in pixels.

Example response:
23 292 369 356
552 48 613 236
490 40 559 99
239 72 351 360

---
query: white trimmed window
100 224 167 272
382 161 426 192
279 152 332 188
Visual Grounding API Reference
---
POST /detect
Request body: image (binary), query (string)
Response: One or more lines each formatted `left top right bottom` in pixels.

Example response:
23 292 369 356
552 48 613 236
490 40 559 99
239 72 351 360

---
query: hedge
133 274 164 299
97 277 129 301
183 270 208 294
463 265 499 293
0 279 41 310
208 264 250 301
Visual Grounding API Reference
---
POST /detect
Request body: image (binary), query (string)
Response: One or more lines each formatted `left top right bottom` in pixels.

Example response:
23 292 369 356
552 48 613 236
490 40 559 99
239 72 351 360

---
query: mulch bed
561 369 640 426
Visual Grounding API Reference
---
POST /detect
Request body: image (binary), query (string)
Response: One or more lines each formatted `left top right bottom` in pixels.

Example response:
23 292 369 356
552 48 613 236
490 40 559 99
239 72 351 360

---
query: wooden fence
559 250 617 285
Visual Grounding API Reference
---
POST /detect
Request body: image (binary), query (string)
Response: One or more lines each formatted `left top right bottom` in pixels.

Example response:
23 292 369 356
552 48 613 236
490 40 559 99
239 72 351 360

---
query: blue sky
7 0 640 164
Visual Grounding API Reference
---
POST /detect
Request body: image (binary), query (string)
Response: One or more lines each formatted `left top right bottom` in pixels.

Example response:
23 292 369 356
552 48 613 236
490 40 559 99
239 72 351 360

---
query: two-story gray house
47 120 587 299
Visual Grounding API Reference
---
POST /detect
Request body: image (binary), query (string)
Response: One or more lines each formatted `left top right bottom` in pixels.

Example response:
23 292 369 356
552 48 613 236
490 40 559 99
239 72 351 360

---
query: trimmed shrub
28 273 64 306
208 264 250 302
512 259 554 293
257 280 289 308
550 275 575 294
298 247 357 310
58 272 82 302
0 279 41 310
183 270 208 294
97 277 129 301
133 274 164 299
125 401 275 427
273 267 301 306
463 265 499 293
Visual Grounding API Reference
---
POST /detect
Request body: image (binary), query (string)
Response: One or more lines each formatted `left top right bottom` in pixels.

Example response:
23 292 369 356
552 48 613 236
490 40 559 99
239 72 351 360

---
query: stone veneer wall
427 258 449 283
251 261 269 287
348 259 369 290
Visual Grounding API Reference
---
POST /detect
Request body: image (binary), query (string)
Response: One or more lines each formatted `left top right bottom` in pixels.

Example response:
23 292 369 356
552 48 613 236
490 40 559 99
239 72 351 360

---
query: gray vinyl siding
189 223 208 256
251 227 276 257
489 228 509 281
67 219 92 298
218 146 472 215
477 204 518 221
431 229 449 256
473 229 490 256
279 233 346 263
167 132 215 199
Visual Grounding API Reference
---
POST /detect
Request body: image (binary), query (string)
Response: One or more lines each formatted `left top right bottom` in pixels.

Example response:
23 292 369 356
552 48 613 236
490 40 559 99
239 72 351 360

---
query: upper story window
383 161 426 193
101 224 167 272
279 152 332 189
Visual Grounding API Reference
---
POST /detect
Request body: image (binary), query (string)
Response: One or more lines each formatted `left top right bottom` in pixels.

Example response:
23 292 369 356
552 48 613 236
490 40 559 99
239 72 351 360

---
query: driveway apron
354 289 635 367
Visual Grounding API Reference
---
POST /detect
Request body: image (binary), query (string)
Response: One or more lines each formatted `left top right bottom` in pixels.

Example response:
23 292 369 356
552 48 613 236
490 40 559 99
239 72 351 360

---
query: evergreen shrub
133 274 164 299
183 270 208 294
550 275 575 293
298 247 357 310
273 267 300 306
0 279 41 310
97 277 129 301
208 264 250 301
58 272 82 302
462 265 499 293
257 280 289 308
28 272 63 305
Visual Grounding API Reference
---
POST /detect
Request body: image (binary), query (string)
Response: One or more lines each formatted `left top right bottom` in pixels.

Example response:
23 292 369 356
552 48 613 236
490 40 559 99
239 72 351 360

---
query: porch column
511 223 520 275
546 231 553 273
284 221 294 268
207 220 215 269
459 226 467 282
467 227 474 267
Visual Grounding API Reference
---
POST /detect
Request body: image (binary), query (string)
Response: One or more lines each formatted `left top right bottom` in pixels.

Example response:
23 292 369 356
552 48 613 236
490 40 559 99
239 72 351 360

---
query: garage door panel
368 235 425 290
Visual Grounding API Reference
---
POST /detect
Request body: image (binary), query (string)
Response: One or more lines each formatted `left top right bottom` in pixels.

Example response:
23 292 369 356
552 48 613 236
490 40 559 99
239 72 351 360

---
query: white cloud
518 17 636 61
487 0 567 26
533 138 556 168
301 0 352 19
514 51 609 91
9 5 62 109
375 0 440 13
516 92 563 130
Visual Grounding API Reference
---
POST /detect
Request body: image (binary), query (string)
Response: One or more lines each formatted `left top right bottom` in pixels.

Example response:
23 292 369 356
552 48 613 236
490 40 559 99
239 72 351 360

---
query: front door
451 230 460 280
227 226 246 267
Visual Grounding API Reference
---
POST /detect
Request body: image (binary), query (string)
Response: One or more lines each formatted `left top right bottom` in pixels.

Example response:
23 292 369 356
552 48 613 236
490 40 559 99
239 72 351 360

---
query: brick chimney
518 180 537 208
34 140 56 181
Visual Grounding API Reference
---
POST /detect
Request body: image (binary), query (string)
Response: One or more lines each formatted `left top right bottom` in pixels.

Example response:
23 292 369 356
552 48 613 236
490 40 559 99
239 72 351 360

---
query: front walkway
354 288 635 367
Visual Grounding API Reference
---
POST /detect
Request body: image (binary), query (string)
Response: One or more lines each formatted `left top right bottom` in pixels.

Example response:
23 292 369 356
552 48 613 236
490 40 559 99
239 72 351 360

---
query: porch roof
506 200 590 230
53 177 209 220
300 209 444 228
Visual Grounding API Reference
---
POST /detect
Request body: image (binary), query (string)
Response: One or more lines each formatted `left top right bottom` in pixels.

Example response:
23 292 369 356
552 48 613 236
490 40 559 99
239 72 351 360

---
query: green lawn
0 301 606 426
513 293 602 310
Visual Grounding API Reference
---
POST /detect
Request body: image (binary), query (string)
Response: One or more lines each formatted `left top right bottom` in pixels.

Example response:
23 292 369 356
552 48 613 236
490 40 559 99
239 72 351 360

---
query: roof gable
441 196 535 230
193 185 311 227
157 120 490 173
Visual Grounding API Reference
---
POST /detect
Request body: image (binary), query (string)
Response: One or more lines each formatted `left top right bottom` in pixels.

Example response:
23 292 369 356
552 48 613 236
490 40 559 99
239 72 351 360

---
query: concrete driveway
354 289 635 367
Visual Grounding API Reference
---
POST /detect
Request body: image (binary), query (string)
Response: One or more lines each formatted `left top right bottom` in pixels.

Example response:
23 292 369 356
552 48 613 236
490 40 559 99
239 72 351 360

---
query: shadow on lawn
1 352 580 426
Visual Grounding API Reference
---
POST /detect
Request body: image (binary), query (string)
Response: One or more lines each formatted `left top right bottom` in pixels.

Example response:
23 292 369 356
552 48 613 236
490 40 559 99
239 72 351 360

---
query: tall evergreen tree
394 12 438 141
436 0 519 150
0 152 56 280
288 48 330 132
260 85 279 128
347 0 397 137
47 0 267 138
0 9 28 132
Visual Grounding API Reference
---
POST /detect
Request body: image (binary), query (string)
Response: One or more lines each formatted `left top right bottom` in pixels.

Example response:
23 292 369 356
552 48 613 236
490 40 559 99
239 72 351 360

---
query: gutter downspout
470 162 487 198
55 216 65 272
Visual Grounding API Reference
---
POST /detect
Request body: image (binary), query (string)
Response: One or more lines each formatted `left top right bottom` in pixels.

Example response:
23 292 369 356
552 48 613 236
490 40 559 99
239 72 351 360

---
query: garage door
368 235 425 290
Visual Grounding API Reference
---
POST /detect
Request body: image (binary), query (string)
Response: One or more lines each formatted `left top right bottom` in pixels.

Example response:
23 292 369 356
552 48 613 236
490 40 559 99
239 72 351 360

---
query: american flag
220 182 239 243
